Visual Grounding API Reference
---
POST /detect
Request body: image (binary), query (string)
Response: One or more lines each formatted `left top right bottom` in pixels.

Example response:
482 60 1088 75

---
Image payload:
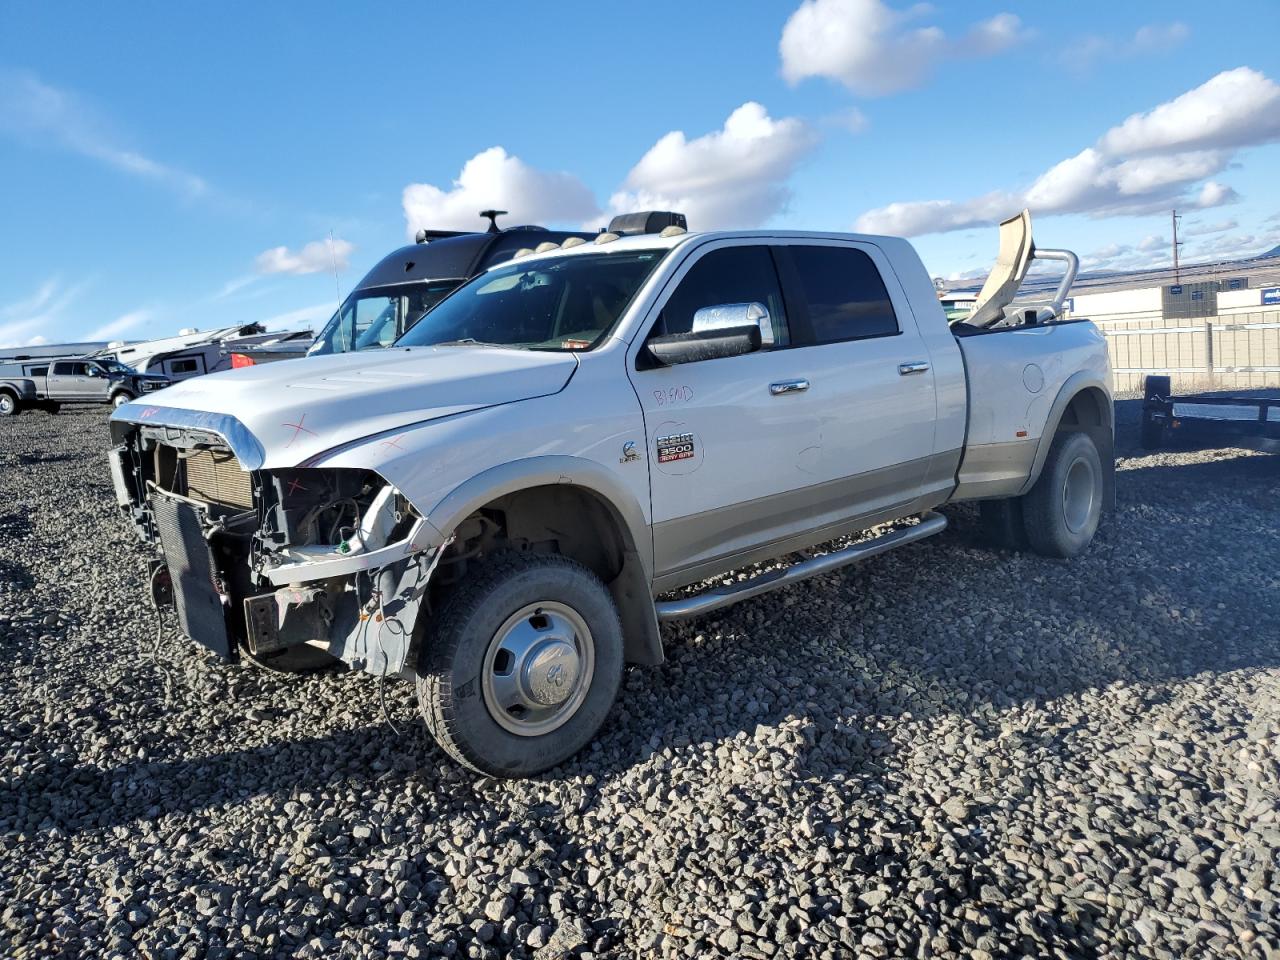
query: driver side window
652 246 789 346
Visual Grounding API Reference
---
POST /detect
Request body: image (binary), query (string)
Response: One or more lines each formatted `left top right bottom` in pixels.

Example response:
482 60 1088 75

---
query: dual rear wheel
980 429 1104 558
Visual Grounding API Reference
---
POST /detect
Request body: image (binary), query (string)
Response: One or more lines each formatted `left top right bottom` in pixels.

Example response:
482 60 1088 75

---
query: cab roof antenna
480 209 507 233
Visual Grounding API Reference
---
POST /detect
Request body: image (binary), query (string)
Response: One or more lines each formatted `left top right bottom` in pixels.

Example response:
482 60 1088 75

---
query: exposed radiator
183 448 254 509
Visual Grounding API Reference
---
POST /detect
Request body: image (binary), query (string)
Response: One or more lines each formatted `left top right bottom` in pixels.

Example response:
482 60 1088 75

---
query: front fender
424 455 653 577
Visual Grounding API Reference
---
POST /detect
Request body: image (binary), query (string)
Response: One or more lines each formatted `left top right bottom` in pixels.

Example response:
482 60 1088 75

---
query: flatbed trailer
1141 375 1280 454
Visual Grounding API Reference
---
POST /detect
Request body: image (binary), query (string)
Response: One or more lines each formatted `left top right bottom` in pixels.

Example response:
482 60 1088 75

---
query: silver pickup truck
0 357 169 416
110 210 1112 777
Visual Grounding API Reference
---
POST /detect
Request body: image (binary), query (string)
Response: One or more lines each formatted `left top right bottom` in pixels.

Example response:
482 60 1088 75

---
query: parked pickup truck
109 210 1113 776
0 356 169 416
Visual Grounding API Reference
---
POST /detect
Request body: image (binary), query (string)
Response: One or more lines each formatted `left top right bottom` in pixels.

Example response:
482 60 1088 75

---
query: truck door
629 241 828 581
84 362 113 399
770 241 937 517
48 361 87 399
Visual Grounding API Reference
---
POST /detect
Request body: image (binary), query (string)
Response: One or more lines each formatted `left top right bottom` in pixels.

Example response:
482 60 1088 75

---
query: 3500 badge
656 432 696 464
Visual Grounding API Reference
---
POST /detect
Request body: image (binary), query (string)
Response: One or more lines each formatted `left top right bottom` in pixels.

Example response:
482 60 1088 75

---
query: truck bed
951 319 1112 501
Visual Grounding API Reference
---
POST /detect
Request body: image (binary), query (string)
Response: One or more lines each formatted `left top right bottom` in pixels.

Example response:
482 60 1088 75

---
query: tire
1022 430 1103 559
112 392 135 409
417 551 624 777
0 392 18 417
978 497 1028 551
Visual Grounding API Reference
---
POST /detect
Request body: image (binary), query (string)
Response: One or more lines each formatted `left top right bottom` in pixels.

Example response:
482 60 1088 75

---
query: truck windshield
309 281 461 356
397 250 666 351
96 359 137 375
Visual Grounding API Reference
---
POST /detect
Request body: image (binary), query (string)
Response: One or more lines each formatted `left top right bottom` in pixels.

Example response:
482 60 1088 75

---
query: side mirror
86 367 101 377
645 324 762 366
692 301 774 346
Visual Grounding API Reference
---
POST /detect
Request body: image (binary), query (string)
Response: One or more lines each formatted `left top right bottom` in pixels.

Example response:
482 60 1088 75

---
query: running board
654 511 948 622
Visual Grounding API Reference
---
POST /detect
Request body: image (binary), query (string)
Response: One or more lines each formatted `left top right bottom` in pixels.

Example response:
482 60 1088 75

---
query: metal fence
1098 309 1280 394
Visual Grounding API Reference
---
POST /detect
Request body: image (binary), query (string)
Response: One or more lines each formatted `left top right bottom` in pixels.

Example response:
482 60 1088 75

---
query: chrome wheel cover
481 601 594 737
1062 455 1097 534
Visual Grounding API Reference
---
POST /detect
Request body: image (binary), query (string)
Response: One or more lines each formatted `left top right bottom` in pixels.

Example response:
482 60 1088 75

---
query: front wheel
417 552 624 777
1022 430 1104 558
112 392 134 409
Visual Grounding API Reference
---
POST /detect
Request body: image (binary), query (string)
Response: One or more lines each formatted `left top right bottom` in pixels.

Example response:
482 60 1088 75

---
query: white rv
95 325 312 382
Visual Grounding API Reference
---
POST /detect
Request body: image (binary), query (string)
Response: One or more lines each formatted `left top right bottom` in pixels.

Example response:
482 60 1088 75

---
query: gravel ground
1 403 1277 960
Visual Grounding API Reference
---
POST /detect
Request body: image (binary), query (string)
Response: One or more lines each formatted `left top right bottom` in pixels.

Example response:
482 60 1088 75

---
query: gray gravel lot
1 404 1277 960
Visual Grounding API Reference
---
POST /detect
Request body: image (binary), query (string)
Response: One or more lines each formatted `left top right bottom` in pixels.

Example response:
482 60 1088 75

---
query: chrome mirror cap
691 302 774 346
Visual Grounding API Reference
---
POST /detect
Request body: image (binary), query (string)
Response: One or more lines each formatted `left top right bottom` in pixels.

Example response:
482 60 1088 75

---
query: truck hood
112 346 577 468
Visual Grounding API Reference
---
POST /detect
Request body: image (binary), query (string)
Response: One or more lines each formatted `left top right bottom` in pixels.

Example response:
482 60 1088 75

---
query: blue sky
2 0 1279 347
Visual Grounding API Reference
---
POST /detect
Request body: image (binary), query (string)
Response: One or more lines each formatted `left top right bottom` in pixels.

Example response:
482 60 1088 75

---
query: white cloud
779 0 1029 97
402 147 600 237
1132 22 1191 53
1192 181 1240 209
1138 234 1165 251
213 275 259 300
0 279 59 320
1063 21 1189 70
257 302 336 332
608 102 817 229
87 309 150 342
0 69 207 198
0 279 88 347
255 238 354 276
1186 218 1238 237
1100 67 1280 156
856 68 1275 236
831 107 869 134
1184 229 1280 261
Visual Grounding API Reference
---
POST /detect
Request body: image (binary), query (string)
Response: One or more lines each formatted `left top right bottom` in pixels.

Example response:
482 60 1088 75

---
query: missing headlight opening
110 423 437 676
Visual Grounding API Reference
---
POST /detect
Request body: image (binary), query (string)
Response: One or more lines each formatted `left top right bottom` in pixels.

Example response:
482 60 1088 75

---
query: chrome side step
654 511 948 622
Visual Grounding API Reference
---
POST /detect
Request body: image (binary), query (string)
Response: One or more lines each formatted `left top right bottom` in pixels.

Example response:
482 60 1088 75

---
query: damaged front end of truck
108 411 445 676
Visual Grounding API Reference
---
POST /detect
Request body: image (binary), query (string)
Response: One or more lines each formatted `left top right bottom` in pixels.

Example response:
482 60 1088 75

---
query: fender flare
1018 371 1115 502
423 456 664 666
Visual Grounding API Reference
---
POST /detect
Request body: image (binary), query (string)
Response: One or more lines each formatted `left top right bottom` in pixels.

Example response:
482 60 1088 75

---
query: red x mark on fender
282 413 317 448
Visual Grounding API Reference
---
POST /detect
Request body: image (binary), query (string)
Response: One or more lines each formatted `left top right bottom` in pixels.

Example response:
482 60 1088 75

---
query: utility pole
1171 209 1182 283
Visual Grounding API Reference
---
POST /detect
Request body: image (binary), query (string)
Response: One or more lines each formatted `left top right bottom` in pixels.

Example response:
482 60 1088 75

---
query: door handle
898 361 930 376
769 378 809 396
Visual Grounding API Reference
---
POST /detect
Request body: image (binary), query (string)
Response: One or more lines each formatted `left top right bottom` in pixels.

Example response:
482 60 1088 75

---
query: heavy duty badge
656 432 696 464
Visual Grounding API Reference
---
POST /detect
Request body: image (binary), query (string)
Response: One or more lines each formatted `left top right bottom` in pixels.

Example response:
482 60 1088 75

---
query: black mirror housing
644 324 761 367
